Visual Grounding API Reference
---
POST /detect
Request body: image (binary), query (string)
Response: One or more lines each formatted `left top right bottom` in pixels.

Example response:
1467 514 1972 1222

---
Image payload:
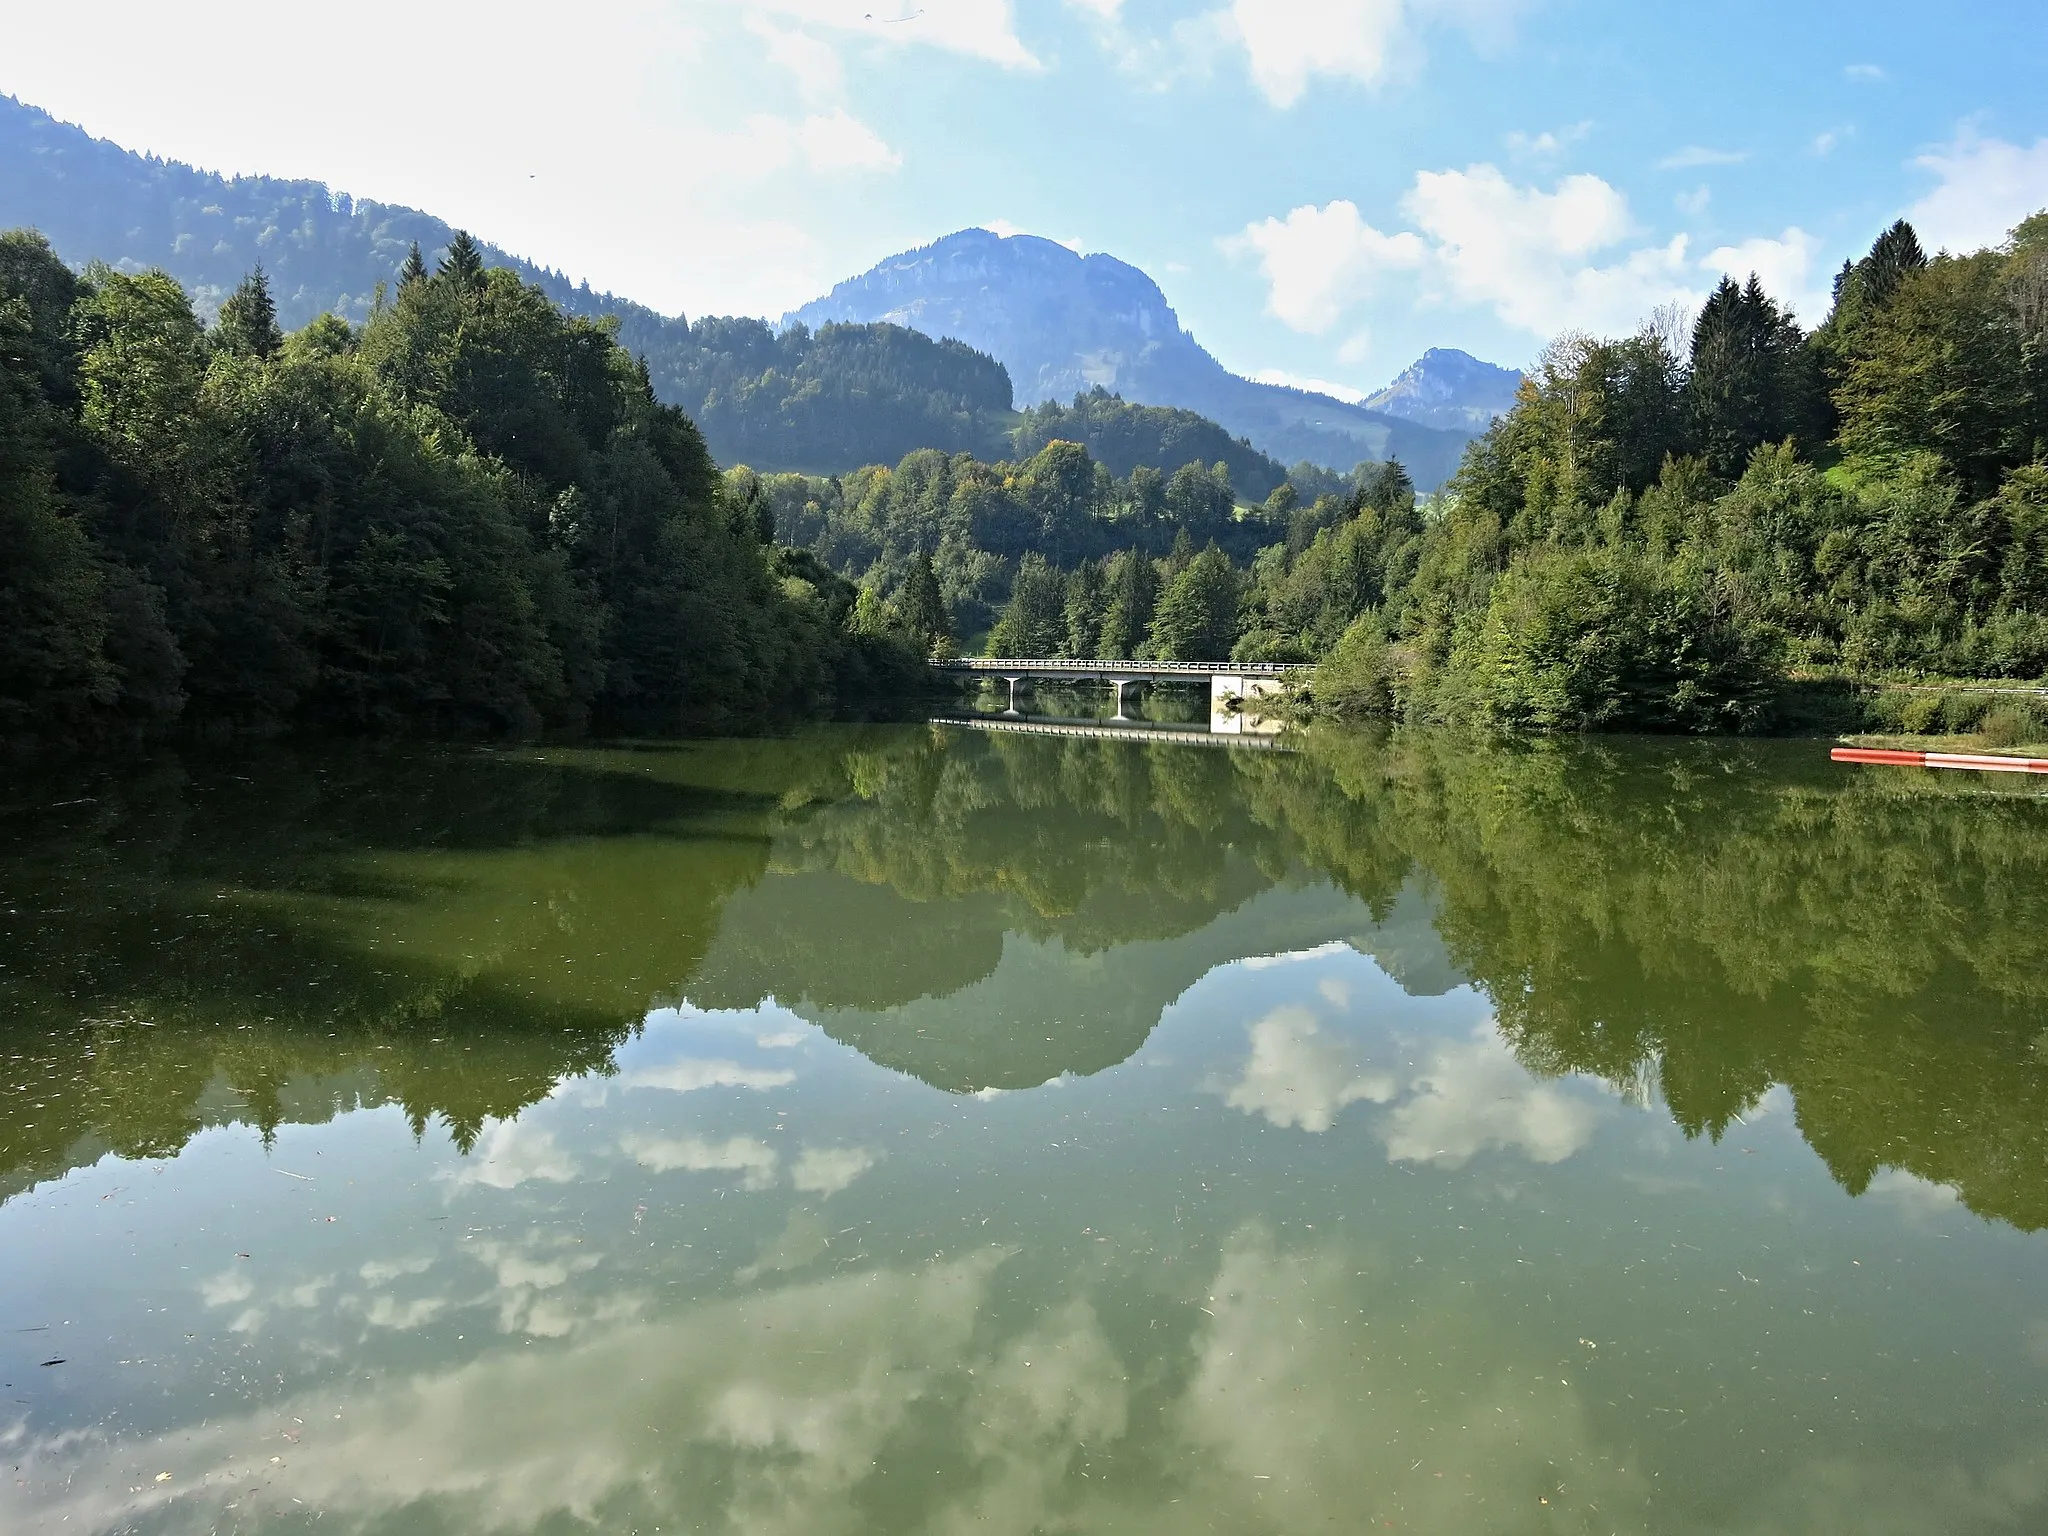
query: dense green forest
752 445 1291 643
655 315 1017 469
10 195 2047 745
1013 387 1287 500
948 212 2048 729
0 229 951 751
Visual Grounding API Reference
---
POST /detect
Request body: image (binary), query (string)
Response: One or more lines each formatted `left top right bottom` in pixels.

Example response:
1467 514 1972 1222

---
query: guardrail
932 658 1302 677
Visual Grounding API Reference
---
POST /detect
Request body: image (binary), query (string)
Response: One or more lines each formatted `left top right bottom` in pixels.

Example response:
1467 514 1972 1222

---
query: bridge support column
1003 676 1025 715
1110 678 1139 721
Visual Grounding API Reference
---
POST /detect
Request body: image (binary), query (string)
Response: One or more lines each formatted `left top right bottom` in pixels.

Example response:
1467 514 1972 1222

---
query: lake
3 723 2047 1534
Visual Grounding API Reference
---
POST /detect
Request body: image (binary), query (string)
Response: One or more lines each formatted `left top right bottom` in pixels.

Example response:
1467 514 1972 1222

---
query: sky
5 0 2048 395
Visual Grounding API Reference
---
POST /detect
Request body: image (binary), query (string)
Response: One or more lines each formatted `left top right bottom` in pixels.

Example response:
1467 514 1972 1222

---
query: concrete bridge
931 657 1302 724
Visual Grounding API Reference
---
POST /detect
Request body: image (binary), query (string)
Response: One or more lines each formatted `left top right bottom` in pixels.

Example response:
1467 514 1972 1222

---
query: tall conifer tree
438 231 485 289
214 266 282 359
397 242 428 289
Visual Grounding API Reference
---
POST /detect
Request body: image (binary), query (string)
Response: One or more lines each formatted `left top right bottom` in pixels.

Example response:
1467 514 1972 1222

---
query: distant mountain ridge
786 229 1502 488
0 95 1035 473
1363 348 1525 432
0 97 1509 491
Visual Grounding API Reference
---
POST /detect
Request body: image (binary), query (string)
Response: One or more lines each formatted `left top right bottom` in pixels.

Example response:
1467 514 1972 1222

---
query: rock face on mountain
1363 348 1525 433
786 229 1481 488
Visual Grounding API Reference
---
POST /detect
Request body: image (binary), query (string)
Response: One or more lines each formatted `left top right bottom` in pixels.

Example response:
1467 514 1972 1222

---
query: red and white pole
1832 747 2048 774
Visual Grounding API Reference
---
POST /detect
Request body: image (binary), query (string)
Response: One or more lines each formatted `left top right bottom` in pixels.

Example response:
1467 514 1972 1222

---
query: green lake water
3 723 2047 1534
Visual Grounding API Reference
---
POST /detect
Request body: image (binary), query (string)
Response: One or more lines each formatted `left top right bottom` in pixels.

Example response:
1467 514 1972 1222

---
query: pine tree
213 266 282 359
986 554 1065 657
1147 545 1240 661
1862 220 1928 308
438 230 485 289
891 552 952 657
1062 559 1106 658
398 242 428 289
1686 275 1822 477
1097 549 1158 660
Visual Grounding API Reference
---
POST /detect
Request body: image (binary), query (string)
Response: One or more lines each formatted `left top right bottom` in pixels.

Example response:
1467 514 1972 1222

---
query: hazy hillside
785 228 1481 487
0 96 1022 473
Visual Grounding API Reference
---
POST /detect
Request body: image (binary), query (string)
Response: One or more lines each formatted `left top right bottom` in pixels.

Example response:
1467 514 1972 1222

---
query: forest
7 207 2047 751
939 213 2048 731
0 229 947 751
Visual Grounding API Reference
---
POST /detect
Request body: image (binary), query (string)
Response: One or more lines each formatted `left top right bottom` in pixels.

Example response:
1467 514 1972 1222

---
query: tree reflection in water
4 725 2046 1224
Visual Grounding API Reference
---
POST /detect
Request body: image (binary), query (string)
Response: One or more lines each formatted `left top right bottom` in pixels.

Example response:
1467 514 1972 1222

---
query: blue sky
6 0 2047 394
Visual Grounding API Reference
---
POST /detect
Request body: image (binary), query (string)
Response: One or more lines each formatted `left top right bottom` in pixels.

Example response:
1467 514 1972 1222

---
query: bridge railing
932 658 1303 677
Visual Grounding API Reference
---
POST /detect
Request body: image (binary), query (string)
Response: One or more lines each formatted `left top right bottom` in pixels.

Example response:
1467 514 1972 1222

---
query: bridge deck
933 658 1300 680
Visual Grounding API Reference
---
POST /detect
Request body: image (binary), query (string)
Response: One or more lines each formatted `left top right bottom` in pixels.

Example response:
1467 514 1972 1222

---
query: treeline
655 316 1018 469
1298 216 2048 728
753 444 1290 643
0 230 941 751
952 212 2048 723
1013 387 1288 501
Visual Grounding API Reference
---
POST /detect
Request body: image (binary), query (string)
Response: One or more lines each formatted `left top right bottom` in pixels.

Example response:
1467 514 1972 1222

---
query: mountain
0 95 1018 472
784 228 1481 488
1362 348 1525 433
0 95 1485 492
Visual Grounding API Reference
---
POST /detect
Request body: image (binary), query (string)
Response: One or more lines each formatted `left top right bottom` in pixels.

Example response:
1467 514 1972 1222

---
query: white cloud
1657 145 1748 170
1909 128 2048 253
1812 129 1843 158
12 1249 1015 1535
796 110 902 172
445 1121 579 1191
1250 369 1369 404
362 1294 447 1331
1700 227 1828 321
620 1058 796 1094
982 219 1084 250
201 1268 255 1308
1675 184 1711 217
746 16 845 104
791 1145 879 1197
1865 1168 1961 1219
1214 1005 1396 1132
1225 0 1407 107
745 0 1040 71
359 1257 433 1285
1382 1027 1601 1167
1505 121 1590 162
724 111 901 178
1845 62 1885 81
1064 0 1125 15
624 1133 781 1190
1238 941 1354 970
1404 165 1695 336
1219 0 1525 108
1228 200 1427 333
1237 163 1832 344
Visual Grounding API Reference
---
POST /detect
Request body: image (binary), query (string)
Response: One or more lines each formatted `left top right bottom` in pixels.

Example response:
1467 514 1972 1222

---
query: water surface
4 725 2047 1534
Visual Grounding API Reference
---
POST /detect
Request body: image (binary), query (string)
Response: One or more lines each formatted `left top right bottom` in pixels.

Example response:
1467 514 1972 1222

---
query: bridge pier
1002 675 1026 715
1109 678 1140 721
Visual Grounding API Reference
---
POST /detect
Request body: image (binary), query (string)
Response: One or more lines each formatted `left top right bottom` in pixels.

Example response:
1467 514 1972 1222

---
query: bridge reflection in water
931 657 1297 737
929 715 1292 748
